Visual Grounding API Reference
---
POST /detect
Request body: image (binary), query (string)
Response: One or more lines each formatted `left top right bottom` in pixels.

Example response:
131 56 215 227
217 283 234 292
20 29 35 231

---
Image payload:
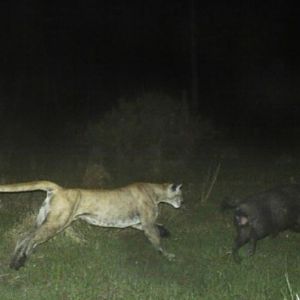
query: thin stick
201 162 221 203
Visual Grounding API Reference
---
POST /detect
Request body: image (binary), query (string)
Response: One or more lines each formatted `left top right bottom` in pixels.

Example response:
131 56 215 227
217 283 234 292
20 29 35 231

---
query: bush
86 93 216 182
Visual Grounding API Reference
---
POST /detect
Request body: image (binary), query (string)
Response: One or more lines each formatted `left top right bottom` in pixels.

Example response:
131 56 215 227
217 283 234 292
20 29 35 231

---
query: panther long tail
0 181 61 193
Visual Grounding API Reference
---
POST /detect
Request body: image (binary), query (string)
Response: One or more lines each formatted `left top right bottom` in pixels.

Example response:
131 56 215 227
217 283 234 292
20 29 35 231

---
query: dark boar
222 185 300 263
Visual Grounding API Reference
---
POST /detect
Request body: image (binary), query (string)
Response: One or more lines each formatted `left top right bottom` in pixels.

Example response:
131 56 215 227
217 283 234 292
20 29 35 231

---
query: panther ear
176 184 183 192
170 183 183 192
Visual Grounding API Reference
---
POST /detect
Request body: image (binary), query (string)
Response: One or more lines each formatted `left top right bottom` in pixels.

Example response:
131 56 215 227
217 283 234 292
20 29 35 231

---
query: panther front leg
131 223 170 238
142 224 175 261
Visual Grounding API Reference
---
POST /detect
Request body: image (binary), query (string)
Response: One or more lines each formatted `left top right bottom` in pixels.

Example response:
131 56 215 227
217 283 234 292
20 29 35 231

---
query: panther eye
171 184 177 192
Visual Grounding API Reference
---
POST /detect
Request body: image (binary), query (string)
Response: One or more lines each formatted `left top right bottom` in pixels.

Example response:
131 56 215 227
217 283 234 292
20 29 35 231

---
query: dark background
0 0 299 149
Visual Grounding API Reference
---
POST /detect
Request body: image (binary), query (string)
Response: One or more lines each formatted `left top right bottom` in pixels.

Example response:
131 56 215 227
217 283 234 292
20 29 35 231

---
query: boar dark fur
222 184 300 262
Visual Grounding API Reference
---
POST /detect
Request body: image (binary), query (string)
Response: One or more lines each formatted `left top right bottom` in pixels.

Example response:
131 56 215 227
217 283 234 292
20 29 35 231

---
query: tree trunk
190 0 198 112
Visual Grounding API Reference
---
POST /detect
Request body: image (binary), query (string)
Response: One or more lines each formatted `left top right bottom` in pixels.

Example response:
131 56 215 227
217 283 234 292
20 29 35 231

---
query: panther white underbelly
78 214 141 228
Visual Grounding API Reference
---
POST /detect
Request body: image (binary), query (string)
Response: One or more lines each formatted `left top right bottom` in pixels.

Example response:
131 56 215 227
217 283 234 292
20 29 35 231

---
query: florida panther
0 181 183 270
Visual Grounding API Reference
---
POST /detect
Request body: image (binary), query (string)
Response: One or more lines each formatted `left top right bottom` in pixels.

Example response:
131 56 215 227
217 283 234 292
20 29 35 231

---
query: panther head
164 183 183 208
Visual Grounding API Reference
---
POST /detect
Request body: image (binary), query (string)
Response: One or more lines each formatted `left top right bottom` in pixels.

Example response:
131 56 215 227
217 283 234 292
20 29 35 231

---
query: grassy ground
1 152 300 299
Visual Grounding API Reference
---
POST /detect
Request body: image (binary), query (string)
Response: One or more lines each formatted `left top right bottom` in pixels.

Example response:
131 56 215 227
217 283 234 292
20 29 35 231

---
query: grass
1 152 300 299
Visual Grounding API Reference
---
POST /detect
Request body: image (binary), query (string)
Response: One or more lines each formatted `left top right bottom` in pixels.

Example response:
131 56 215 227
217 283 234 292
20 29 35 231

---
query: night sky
0 0 299 147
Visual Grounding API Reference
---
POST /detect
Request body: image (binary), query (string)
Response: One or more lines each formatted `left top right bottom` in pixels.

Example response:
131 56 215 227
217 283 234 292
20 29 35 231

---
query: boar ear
170 183 182 192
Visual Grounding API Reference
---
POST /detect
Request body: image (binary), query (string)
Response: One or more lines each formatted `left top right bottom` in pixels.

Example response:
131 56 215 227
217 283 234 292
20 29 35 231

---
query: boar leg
232 227 250 263
247 229 257 256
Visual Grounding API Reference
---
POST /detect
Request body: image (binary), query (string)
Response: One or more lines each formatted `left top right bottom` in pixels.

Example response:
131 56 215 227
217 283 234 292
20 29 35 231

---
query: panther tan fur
0 181 183 270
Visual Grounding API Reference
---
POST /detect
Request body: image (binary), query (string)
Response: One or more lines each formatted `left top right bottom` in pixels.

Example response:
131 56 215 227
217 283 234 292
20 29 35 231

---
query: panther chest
78 214 141 228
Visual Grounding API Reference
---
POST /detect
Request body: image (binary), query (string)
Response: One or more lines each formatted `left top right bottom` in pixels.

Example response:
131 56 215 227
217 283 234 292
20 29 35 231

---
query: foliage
86 93 216 182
